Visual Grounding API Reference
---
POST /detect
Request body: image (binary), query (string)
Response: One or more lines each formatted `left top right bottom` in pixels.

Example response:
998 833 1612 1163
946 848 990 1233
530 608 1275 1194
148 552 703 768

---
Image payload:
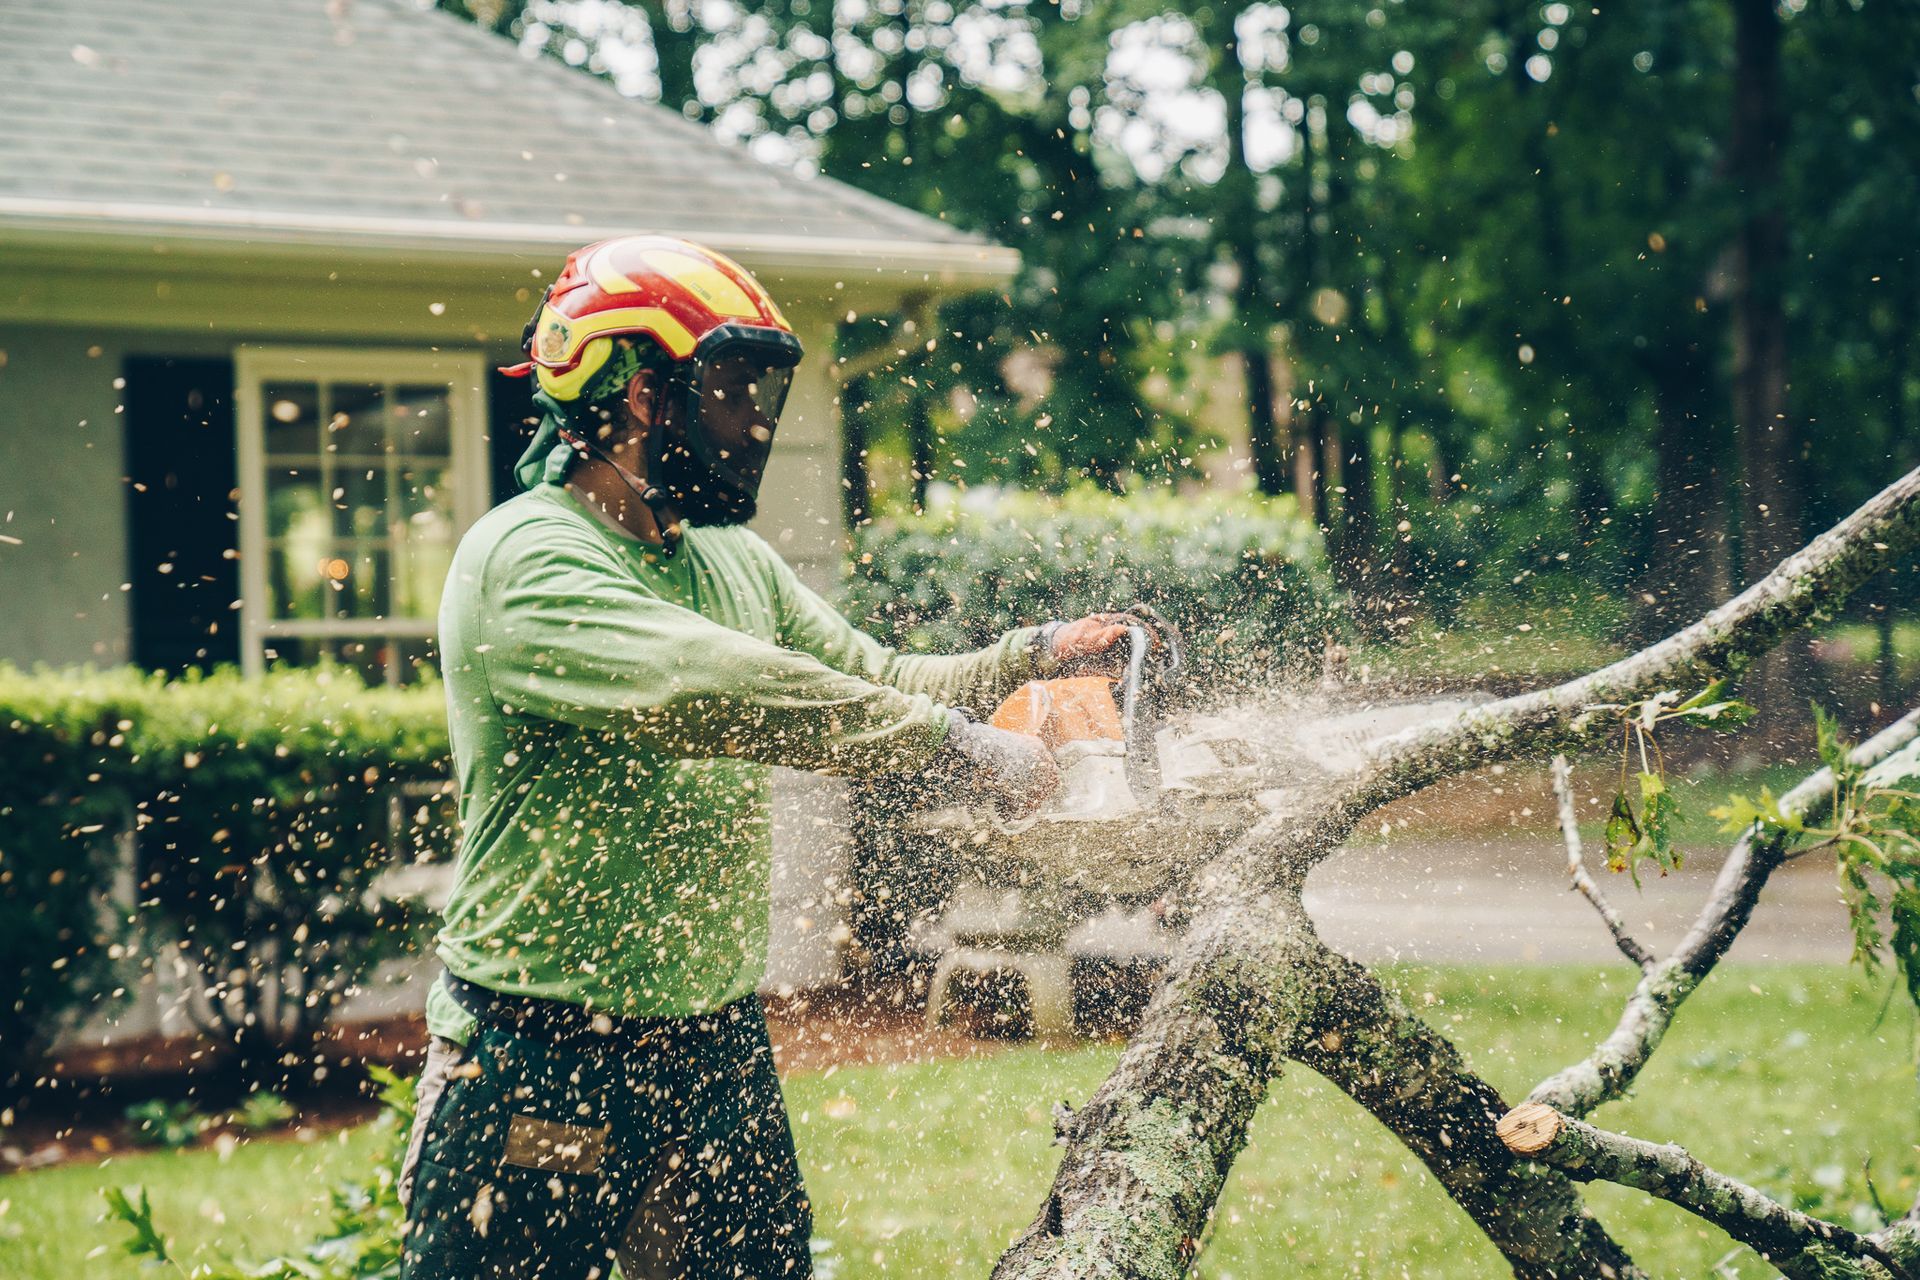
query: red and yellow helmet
505 234 802 401
505 236 804 531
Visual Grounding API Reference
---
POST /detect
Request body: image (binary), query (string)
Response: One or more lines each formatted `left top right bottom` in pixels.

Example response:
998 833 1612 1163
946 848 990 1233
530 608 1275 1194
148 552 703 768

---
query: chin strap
556 427 685 556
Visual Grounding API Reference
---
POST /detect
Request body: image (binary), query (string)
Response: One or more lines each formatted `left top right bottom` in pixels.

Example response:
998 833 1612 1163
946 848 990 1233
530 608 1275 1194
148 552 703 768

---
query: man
399 236 1149 1279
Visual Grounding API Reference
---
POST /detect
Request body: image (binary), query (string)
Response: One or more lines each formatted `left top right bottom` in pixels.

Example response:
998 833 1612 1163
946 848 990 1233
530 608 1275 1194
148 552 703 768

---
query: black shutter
488 367 539 504
124 356 239 673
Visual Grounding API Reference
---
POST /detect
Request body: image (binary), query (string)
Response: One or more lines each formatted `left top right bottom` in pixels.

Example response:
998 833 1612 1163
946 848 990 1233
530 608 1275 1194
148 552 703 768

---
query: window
234 347 488 683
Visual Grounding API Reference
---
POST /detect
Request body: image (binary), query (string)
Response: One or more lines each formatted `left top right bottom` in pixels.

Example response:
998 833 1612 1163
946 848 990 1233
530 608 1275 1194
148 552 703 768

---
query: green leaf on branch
1601 774 1682 883
1710 786 1799 837
1640 771 1681 874
1842 859 1885 971
1890 888 1920 1014
1668 681 1754 728
1603 790 1641 872
1813 702 1851 777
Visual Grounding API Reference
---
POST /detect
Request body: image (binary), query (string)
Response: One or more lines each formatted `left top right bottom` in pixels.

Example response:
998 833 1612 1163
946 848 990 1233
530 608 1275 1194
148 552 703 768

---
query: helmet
503 235 804 531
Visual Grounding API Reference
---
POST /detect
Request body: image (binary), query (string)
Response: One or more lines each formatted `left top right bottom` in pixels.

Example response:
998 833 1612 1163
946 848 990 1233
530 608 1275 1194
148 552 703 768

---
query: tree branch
1498 1104 1910 1280
1286 934 1645 1279
994 466 1920 1280
1530 707 1920 1116
1552 754 1656 971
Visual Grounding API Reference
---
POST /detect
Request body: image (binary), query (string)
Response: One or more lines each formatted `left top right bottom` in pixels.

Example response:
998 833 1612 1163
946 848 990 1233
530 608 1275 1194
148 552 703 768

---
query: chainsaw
920 612 1279 911
986 618 1186 830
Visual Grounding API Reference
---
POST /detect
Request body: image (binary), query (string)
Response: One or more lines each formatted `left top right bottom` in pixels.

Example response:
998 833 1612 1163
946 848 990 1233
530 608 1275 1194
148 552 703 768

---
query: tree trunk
1292 943 1644 1278
638 0 704 121
907 375 934 511
1295 409 1330 528
1636 346 1730 638
1219 11 1287 497
839 373 873 528
1498 1105 1907 1280
1730 0 1806 729
1335 420 1379 597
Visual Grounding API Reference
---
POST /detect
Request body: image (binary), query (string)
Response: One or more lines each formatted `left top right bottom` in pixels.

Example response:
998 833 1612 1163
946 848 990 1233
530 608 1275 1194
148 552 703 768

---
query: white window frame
233 345 489 680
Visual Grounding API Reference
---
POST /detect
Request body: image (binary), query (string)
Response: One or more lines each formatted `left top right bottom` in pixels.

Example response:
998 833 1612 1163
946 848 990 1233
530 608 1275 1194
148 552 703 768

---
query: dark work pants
399 994 812 1280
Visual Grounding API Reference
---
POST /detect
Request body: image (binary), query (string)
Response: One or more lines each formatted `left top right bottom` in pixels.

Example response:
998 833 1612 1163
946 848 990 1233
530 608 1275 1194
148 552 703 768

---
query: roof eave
0 196 1022 290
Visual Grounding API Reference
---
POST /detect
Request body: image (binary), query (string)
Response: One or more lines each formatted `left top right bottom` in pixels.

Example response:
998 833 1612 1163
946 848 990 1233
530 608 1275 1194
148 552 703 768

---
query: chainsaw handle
1117 621 1183 800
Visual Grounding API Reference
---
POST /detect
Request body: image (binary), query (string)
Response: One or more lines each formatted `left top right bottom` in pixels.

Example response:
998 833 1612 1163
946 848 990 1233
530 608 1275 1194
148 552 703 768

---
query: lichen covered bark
1288 940 1643 1279
992 847 1311 1280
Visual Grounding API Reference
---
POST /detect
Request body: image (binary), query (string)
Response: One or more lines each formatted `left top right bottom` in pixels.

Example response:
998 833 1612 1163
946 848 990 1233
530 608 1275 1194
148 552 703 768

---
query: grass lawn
4 965 1915 1279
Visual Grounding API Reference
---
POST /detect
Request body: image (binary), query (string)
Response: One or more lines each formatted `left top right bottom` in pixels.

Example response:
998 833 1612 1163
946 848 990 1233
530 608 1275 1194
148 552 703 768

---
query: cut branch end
1497 1103 1565 1156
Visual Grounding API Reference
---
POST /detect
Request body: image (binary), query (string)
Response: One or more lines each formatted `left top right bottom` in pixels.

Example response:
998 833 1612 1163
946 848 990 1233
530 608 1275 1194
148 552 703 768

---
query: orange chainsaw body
989 677 1124 750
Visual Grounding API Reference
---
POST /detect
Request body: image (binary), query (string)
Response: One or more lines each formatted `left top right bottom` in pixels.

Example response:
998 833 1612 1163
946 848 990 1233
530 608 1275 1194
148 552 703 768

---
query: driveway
1306 832 1853 965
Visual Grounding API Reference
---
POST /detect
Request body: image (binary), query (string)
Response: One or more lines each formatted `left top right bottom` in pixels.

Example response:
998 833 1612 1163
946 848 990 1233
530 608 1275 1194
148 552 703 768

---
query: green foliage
0 665 452 1080
443 1 1920 634
123 1099 209 1151
122 667 451 1064
103 1069 412 1280
0 666 150 1087
842 487 1342 687
1712 707 1920 1010
231 1091 297 1133
1594 683 1753 882
101 1185 172 1265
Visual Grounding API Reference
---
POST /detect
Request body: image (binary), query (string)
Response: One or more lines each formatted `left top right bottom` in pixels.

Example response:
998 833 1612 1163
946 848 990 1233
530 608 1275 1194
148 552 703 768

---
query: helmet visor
687 352 794 493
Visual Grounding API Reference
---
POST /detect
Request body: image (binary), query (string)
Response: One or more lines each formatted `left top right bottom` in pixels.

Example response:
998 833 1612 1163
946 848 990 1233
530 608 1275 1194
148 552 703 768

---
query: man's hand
1039 604 1180 678
939 712 1060 820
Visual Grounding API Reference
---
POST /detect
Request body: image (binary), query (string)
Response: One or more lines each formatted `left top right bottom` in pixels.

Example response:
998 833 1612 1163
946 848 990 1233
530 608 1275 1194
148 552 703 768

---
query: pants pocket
399 1036 469 1211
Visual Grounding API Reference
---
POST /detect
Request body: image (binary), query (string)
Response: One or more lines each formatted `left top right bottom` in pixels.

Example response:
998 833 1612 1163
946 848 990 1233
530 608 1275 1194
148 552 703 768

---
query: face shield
658 324 803 525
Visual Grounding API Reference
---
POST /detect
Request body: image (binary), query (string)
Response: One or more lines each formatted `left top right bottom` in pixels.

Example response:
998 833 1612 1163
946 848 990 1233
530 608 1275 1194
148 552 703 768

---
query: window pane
263 382 317 457
395 462 455 616
334 462 389 540
394 385 452 457
268 542 327 621
245 359 471 679
266 463 327 544
394 541 453 617
325 545 390 620
262 635 388 684
328 382 386 458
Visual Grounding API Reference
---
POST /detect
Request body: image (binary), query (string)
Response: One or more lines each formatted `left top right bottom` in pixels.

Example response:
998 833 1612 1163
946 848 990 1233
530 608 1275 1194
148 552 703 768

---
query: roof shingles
0 0 986 254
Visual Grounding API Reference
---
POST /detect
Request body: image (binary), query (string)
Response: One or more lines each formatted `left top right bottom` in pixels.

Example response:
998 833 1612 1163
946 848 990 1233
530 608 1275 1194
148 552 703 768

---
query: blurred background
448 0 1919 701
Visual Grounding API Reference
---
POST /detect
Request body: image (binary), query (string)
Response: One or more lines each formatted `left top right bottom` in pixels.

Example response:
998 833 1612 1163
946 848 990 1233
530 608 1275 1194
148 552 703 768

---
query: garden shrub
126 668 454 1071
842 486 1343 690
0 665 147 1088
0 666 453 1084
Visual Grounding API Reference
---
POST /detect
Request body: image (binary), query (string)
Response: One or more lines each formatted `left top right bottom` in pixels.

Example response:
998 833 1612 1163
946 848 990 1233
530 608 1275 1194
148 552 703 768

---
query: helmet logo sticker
538 316 571 363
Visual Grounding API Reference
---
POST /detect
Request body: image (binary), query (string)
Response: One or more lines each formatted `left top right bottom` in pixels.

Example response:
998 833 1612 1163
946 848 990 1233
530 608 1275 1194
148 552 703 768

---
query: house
0 0 1017 1005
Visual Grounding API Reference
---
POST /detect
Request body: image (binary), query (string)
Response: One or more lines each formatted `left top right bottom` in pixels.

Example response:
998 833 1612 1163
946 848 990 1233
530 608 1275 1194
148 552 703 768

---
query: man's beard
655 439 758 527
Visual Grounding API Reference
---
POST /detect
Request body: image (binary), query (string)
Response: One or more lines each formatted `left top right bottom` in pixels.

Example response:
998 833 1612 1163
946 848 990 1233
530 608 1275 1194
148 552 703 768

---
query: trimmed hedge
842 487 1344 688
0 667 144 1088
0 666 451 1086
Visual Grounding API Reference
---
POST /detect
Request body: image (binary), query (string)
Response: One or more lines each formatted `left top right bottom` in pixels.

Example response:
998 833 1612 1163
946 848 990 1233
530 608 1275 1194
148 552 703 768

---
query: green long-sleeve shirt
427 483 1040 1041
